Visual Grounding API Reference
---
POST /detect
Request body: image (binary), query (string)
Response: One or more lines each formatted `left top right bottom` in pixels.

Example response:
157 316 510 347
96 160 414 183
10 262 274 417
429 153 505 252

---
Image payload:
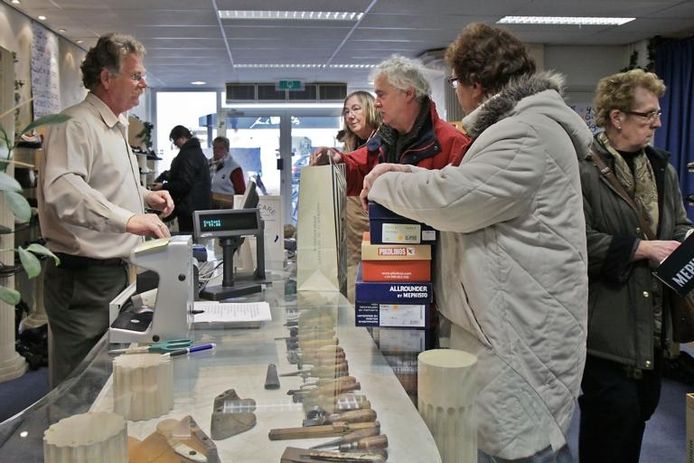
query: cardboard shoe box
368 202 436 245
355 258 432 328
361 232 432 282
355 301 429 328
355 265 433 304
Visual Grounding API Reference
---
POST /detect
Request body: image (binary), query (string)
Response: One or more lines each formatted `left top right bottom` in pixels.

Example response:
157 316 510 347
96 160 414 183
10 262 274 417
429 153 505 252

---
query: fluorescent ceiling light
38 15 47 20
11 0 20 4
219 10 363 21
497 16 635 26
222 102 344 109
234 64 377 69
235 64 324 68
191 81 207 85
330 64 376 69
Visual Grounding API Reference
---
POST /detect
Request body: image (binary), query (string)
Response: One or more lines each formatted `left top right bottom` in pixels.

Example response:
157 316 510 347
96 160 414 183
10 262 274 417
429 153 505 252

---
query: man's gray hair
81 33 146 91
370 55 431 100
213 136 230 150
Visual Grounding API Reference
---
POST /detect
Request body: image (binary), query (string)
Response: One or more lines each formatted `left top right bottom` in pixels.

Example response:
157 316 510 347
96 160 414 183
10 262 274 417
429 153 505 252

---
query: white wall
439 43 631 122
58 40 87 109
544 45 629 105
0 2 87 127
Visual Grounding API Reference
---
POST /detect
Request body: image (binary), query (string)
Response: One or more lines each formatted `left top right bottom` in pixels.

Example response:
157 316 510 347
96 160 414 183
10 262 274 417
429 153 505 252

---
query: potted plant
0 104 67 305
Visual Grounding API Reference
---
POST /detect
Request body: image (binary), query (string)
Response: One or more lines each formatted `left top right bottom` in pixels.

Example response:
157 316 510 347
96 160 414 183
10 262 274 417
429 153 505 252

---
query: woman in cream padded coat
360 23 592 462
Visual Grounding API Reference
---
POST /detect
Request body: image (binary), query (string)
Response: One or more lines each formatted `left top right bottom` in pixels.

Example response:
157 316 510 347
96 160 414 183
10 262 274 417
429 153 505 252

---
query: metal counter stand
0 271 442 462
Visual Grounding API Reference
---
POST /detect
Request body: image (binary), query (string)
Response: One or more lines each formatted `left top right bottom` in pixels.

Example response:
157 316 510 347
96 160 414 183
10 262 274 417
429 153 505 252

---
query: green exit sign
276 80 305 91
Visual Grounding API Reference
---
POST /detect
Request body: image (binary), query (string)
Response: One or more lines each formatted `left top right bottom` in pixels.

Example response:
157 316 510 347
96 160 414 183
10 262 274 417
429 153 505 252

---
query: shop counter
0 274 441 462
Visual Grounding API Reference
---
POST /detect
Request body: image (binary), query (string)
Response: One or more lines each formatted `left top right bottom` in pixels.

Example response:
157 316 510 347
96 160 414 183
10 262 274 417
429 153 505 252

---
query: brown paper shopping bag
296 163 347 294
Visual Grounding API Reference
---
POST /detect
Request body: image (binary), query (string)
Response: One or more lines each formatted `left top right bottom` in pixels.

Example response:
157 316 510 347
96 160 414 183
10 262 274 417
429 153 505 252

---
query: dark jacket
340 99 471 196
580 137 692 370
164 137 212 232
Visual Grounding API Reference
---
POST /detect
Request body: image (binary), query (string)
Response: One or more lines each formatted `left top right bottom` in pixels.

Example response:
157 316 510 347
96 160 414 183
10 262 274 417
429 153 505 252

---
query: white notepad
193 301 272 324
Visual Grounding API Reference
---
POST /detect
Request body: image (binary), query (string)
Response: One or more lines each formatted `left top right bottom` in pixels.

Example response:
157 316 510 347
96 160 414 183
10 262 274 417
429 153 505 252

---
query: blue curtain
654 37 694 218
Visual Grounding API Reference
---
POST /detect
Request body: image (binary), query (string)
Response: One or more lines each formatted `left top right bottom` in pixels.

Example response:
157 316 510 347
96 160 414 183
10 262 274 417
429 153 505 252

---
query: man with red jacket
314 55 471 195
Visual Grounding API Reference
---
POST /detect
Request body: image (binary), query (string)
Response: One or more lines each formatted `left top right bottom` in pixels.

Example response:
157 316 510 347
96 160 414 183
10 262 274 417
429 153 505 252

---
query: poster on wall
570 103 599 134
30 22 61 119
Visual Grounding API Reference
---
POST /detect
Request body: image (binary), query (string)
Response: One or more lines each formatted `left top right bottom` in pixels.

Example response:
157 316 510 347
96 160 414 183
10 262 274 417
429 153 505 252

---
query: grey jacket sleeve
368 119 544 233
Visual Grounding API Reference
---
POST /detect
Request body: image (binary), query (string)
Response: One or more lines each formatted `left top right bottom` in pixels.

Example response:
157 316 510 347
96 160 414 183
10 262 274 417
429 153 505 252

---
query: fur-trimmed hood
465 71 566 138
463 71 591 161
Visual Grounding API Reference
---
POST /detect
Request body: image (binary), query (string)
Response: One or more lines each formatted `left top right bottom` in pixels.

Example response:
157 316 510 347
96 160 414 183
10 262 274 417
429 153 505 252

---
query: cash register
193 181 267 300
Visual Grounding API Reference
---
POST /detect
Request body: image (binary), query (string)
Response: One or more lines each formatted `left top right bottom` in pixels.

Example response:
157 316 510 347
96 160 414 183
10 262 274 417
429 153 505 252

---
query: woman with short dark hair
360 22 592 462
445 22 536 99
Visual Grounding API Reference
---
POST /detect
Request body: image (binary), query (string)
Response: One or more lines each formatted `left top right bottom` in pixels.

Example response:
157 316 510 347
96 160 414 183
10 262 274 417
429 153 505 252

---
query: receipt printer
109 235 194 343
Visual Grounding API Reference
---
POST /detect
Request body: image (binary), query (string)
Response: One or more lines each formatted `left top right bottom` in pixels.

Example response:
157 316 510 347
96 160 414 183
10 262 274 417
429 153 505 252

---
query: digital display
202 218 223 230
193 209 261 239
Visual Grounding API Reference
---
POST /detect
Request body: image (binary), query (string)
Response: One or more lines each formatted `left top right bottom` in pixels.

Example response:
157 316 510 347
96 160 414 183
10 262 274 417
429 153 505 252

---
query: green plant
0 104 67 305
136 120 154 151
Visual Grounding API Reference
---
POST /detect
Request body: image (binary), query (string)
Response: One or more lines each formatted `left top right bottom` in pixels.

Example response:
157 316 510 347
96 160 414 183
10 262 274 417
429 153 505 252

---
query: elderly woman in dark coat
579 69 692 463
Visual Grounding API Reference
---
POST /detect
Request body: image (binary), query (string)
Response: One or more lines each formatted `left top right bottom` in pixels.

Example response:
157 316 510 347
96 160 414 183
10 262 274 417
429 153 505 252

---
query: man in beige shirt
38 33 174 386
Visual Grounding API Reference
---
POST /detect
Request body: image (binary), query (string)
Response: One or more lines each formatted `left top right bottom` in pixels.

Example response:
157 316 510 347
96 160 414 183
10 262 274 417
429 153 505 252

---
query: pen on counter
164 343 216 357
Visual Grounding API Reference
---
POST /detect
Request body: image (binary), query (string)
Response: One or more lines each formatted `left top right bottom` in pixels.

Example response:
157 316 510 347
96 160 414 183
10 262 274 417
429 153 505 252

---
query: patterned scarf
597 131 659 237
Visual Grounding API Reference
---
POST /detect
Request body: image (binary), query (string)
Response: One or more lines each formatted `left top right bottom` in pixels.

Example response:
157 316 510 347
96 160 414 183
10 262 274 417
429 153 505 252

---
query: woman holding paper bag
308 91 382 300
578 69 692 462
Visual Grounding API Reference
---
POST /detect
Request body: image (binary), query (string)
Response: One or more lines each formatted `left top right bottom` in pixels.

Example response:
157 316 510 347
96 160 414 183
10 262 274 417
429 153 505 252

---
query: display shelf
0 271 442 462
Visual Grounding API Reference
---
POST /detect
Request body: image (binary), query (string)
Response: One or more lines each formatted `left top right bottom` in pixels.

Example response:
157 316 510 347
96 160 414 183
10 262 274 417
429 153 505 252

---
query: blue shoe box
355 265 432 328
368 202 436 245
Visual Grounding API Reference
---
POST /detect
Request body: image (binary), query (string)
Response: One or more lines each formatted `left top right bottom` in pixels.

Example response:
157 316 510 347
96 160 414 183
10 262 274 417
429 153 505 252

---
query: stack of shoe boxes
355 202 435 328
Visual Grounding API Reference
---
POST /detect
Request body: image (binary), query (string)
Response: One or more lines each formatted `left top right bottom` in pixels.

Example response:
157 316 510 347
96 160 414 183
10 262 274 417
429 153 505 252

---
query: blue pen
164 343 216 357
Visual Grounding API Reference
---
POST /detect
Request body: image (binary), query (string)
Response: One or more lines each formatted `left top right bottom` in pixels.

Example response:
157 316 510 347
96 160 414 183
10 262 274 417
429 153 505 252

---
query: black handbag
590 148 694 343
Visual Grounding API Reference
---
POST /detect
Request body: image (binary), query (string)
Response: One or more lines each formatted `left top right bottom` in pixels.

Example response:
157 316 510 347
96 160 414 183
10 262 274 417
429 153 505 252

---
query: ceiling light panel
218 10 363 21
232 63 377 69
497 16 635 26
234 64 326 68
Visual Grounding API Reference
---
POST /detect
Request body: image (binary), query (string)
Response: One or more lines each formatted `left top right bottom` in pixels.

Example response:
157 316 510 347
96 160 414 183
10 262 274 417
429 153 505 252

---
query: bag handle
589 147 656 241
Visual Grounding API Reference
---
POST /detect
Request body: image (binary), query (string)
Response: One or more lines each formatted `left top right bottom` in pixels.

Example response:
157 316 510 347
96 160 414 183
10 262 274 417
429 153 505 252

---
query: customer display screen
193 209 261 239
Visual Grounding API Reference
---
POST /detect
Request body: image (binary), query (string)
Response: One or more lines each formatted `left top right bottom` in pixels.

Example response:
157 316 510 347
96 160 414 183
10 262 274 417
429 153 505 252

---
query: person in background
210 135 246 196
338 90 382 152
309 91 382 301
153 126 211 232
360 23 592 462
578 69 692 463
38 33 174 387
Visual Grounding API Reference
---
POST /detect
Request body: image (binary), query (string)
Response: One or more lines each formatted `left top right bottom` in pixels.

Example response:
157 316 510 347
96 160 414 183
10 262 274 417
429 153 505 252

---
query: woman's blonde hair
594 69 666 128
341 91 381 151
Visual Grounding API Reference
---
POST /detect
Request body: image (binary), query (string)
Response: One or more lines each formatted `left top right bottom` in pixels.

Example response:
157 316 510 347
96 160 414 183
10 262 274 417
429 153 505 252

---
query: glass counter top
0 272 441 462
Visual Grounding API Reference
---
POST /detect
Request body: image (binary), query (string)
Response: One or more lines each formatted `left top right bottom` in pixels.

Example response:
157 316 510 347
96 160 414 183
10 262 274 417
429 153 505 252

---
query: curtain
654 37 694 218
